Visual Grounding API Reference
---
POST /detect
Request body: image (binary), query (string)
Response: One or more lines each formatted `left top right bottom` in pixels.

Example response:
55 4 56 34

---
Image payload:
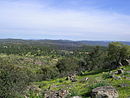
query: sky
0 0 130 41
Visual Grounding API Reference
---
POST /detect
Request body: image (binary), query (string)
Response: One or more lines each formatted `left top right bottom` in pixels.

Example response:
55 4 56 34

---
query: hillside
0 40 130 98
34 65 130 98
0 39 130 46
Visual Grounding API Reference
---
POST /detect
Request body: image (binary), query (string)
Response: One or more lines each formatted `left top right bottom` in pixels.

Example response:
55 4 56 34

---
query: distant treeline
0 39 107 57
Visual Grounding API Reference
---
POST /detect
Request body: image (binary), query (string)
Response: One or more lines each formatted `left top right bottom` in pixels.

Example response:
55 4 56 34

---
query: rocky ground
25 65 130 98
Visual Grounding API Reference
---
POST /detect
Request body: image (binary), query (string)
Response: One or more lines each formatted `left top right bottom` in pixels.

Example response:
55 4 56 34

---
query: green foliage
84 46 107 71
102 72 112 79
108 42 130 66
0 40 129 97
56 57 80 76
38 66 59 81
88 81 110 90
0 65 33 98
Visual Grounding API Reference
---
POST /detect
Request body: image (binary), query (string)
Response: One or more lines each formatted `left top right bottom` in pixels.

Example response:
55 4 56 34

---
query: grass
31 65 130 98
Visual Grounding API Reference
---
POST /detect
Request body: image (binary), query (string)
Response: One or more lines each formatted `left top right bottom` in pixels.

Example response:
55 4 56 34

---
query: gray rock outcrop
91 86 118 98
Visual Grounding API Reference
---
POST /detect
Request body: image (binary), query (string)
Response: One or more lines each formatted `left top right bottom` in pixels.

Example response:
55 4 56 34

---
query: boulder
44 89 69 98
91 86 118 98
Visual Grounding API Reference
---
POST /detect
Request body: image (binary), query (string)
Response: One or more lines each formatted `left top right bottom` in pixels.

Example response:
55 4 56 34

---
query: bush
38 66 59 81
56 57 80 76
0 65 33 97
102 73 112 79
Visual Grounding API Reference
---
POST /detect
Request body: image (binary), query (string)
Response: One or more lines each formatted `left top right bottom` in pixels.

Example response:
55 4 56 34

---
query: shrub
102 73 112 79
56 57 80 76
0 65 33 97
38 66 59 81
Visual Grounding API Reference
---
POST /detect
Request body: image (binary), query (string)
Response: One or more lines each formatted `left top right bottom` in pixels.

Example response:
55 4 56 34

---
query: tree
38 66 59 80
108 42 130 67
0 65 33 97
56 57 80 76
84 46 106 71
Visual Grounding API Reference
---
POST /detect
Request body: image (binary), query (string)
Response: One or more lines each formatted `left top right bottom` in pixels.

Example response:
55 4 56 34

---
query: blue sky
0 0 130 41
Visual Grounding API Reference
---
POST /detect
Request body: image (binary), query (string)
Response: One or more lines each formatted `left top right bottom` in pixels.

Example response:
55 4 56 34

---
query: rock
118 83 130 87
71 78 77 82
126 71 130 73
25 85 42 97
27 85 41 93
109 74 122 80
126 77 130 80
66 74 77 82
23 95 28 98
116 69 124 74
44 89 69 98
80 77 89 83
71 96 82 98
113 75 122 80
121 59 130 66
91 86 119 98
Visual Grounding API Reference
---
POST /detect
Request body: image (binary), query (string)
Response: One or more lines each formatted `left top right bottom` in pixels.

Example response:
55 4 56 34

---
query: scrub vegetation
0 39 130 98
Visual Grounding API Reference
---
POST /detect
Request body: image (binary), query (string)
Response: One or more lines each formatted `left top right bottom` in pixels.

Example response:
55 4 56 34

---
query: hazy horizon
1 38 130 42
0 0 130 41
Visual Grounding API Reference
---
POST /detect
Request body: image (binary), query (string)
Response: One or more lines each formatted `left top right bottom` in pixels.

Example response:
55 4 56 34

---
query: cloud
0 0 130 41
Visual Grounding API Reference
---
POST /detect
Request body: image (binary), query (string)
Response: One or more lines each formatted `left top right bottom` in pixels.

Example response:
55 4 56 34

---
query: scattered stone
115 68 124 75
126 77 130 80
44 89 69 98
80 77 89 83
71 96 82 98
113 75 122 80
121 59 130 66
126 71 130 73
117 69 124 74
91 86 119 98
109 71 113 74
23 95 28 98
25 85 42 97
66 74 77 82
26 85 41 93
118 83 130 87
108 74 114 78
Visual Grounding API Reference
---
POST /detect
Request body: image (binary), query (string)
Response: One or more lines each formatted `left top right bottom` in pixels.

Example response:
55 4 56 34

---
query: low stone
66 74 77 82
115 69 124 75
126 77 130 80
121 59 130 66
80 77 89 83
118 83 130 87
71 96 82 98
113 76 122 80
126 71 130 73
118 69 124 74
44 89 69 98
27 85 41 93
91 86 119 98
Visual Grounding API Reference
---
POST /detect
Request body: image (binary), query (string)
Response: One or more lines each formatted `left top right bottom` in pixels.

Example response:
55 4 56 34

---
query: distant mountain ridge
0 39 130 46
